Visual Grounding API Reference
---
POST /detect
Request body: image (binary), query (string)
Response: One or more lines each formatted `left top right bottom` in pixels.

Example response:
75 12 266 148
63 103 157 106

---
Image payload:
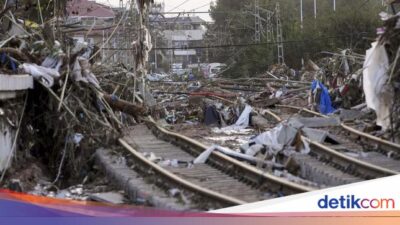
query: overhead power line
102 33 373 51
150 11 210 14
167 0 192 12
190 2 211 11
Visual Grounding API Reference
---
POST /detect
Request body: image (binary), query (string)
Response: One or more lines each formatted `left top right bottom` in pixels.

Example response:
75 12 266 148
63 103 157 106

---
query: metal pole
333 0 336 11
154 33 158 70
314 0 317 19
254 0 261 43
187 36 189 64
276 3 284 64
300 0 303 29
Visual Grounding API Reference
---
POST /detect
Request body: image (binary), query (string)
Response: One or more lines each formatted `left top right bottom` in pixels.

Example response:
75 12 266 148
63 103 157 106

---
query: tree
206 0 384 78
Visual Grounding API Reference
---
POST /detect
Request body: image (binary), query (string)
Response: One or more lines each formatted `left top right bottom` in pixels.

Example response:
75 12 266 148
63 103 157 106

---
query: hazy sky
95 0 213 21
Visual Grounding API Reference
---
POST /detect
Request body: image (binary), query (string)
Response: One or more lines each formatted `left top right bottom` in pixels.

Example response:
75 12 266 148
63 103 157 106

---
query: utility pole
276 2 284 64
300 0 304 67
254 0 261 43
154 34 157 70
314 0 317 19
300 0 303 29
333 0 336 11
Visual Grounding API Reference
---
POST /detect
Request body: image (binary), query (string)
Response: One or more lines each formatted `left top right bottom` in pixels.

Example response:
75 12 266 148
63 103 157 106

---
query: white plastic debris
143 152 161 162
194 144 276 165
71 41 89 55
41 41 64 71
363 42 394 130
230 105 253 128
244 144 265 157
247 123 310 155
194 145 215 164
19 63 60 88
71 133 84 145
253 124 298 154
213 105 253 134
41 57 63 71
168 188 181 197
72 57 100 88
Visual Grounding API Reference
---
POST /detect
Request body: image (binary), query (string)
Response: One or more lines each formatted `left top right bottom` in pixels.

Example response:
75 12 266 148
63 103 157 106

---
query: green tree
206 0 384 78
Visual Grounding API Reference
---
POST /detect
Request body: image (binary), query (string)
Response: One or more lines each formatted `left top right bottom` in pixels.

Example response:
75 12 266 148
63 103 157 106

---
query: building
151 15 207 70
67 0 133 64
66 0 115 44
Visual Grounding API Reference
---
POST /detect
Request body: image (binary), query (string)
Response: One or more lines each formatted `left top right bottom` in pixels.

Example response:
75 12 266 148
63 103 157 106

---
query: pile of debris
94 64 134 100
302 50 365 115
0 6 147 194
363 8 400 141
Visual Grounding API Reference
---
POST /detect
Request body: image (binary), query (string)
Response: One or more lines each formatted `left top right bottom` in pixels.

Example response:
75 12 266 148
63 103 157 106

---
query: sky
95 0 214 21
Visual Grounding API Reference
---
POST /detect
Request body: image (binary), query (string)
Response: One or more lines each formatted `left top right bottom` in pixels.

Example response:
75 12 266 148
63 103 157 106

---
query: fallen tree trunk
103 94 146 117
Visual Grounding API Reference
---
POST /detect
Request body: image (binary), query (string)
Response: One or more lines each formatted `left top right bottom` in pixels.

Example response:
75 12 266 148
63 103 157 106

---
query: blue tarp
311 80 335 115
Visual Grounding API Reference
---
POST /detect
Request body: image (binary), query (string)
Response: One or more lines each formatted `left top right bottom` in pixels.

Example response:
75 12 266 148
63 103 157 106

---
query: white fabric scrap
213 105 253 134
363 42 393 130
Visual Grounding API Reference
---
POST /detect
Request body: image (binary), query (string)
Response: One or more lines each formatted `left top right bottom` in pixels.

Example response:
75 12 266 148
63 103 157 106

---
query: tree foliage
206 0 384 78
0 0 66 22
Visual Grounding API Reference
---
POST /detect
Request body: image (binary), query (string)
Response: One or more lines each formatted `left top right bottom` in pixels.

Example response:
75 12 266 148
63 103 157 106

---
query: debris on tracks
0 3 147 200
362 9 400 138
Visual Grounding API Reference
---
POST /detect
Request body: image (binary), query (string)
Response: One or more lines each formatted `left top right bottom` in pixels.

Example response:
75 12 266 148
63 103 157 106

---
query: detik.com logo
318 195 395 209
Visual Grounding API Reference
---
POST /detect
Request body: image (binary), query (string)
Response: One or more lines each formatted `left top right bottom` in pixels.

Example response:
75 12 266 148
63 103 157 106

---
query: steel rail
275 105 400 154
118 138 247 206
264 105 399 178
145 117 315 194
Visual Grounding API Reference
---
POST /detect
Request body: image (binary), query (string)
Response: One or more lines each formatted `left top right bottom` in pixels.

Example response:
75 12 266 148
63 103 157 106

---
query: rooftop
66 0 115 18
151 16 206 25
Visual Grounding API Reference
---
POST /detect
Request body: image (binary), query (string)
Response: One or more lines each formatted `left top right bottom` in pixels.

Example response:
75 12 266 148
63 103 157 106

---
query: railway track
276 105 400 156
117 117 314 209
263 105 400 180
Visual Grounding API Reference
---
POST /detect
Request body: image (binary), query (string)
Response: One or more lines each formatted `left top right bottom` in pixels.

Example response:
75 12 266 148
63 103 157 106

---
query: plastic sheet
193 144 280 167
19 63 60 88
252 124 300 154
72 57 101 88
311 80 335 115
213 105 253 134
363 42 393 130
240 122 311 156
